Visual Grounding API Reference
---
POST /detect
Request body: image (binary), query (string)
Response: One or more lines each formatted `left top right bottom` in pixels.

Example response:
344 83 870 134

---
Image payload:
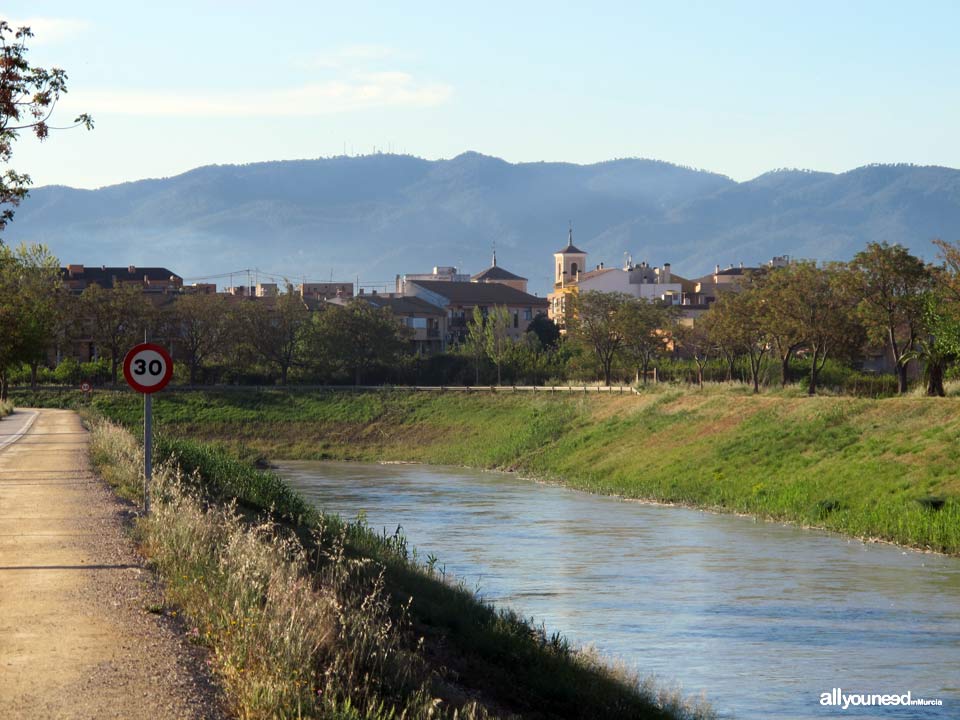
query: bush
795 358 898 397
154 436 313 520
80 358 112 385
53 358 83 385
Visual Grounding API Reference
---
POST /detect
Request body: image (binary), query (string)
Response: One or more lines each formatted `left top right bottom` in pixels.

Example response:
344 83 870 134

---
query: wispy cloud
61 73 452 117
300 44 396 70
4 17 91 44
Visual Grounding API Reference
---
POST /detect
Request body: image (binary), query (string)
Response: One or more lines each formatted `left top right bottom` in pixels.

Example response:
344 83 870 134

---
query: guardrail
12 383 639 395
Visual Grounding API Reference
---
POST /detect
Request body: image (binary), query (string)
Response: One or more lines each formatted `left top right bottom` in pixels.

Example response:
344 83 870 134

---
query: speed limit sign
123 343 173 394
123 343 173 516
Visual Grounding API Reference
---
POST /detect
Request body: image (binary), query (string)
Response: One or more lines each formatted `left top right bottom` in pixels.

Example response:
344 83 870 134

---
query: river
277 461 959 719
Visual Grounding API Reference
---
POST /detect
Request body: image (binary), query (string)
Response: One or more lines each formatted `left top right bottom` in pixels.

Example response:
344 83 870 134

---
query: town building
470 250 529 293
395 266 470 294
546 230 687 325
402 279 548 347
61 264 183 295
299 282 354 300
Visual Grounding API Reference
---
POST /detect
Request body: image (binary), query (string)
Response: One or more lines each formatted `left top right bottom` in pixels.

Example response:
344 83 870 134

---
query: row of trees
566 241 960 395
4 240 960 397
0 246 415 397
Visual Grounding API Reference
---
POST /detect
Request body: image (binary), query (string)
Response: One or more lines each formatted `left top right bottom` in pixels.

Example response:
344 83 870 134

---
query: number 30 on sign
123 343 174 394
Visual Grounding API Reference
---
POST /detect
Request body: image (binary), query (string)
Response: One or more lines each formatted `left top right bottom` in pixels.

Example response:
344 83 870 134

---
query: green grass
59 386 960 555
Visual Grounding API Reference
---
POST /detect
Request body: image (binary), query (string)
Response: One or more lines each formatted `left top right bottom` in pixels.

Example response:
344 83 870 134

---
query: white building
577 259 683 303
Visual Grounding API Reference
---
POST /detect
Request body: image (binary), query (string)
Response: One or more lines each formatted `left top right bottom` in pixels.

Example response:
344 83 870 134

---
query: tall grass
88 416 714 720
0 399 13 418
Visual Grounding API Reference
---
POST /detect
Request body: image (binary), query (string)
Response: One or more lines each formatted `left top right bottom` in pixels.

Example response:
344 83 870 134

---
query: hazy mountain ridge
7 153 960 293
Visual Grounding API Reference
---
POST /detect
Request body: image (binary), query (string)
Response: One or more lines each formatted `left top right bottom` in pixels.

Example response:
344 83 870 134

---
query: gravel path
0 408 227 719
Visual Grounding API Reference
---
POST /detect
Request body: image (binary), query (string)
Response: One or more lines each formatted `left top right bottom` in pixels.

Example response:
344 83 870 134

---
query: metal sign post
122 343 174 515
144 393 152 514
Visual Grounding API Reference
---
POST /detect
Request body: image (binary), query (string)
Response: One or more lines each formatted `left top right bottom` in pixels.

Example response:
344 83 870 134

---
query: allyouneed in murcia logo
820 688 943 710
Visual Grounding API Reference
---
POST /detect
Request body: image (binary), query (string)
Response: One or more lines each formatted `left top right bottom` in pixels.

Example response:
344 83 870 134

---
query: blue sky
7 1 960 188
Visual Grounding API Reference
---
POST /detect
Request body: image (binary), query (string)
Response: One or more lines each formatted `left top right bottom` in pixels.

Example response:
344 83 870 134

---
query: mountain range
7 152 960 295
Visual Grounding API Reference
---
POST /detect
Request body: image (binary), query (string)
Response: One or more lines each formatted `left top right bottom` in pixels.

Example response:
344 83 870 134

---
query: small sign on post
122 343 173 514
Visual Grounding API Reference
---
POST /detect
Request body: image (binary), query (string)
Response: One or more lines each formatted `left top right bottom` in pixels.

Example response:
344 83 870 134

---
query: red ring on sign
122 343 174 394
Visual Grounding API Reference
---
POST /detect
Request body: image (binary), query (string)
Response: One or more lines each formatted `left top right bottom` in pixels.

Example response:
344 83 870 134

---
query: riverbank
86 412 711 720
53 385 960 555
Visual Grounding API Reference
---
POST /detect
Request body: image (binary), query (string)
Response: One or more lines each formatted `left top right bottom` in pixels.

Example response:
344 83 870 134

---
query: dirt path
0 409 225 719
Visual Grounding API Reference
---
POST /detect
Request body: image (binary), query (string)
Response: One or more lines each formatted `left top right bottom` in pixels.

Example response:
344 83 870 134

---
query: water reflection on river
277 461 959 719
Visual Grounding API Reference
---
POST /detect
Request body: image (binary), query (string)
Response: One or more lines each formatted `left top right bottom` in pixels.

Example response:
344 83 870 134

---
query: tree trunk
897 362 909 394
602 360 612 386
726 356 735 382
0 371 7 402
808 349 819 396
30 361 39 390
888 329 907 394
111 354 119 385
496 361 501 386
751 358 760 394
190 360 199 385
926 361 945 397
281 364 289 386
696 362 704 389
780 351 792 388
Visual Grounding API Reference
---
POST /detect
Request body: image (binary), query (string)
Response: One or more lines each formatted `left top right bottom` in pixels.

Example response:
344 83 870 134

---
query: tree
80 283 153 384
919 239 960 396
933 238 960 304
673 322 713 388
11 244 61 387
757 267 806 388
482 306 512 386
0 22 92 237
848 242 934 394
507 332 556 385
619 299 672 384
567 291 629 385
0 243 61 397
464 306 488 385
908 292 960 397
699 294 743 382
703 291 768 393
308 300 412 385
241 292 311 385
170 293 229 384
766 261 863 395
526 313 560 349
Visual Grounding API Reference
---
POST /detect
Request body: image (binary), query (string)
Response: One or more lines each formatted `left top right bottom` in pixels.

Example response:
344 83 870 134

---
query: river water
277 461 959 719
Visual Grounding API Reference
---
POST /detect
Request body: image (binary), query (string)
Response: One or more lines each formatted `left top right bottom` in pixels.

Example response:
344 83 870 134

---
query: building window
524 308 532 321
571 262 578 276
513 311 519 328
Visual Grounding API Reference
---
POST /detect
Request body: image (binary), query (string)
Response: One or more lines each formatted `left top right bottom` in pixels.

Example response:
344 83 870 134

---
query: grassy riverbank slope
64 386 960 554
86 414 709 720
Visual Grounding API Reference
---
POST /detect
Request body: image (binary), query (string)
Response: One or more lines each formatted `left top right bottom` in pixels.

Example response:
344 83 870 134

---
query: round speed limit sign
123 343 174 394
